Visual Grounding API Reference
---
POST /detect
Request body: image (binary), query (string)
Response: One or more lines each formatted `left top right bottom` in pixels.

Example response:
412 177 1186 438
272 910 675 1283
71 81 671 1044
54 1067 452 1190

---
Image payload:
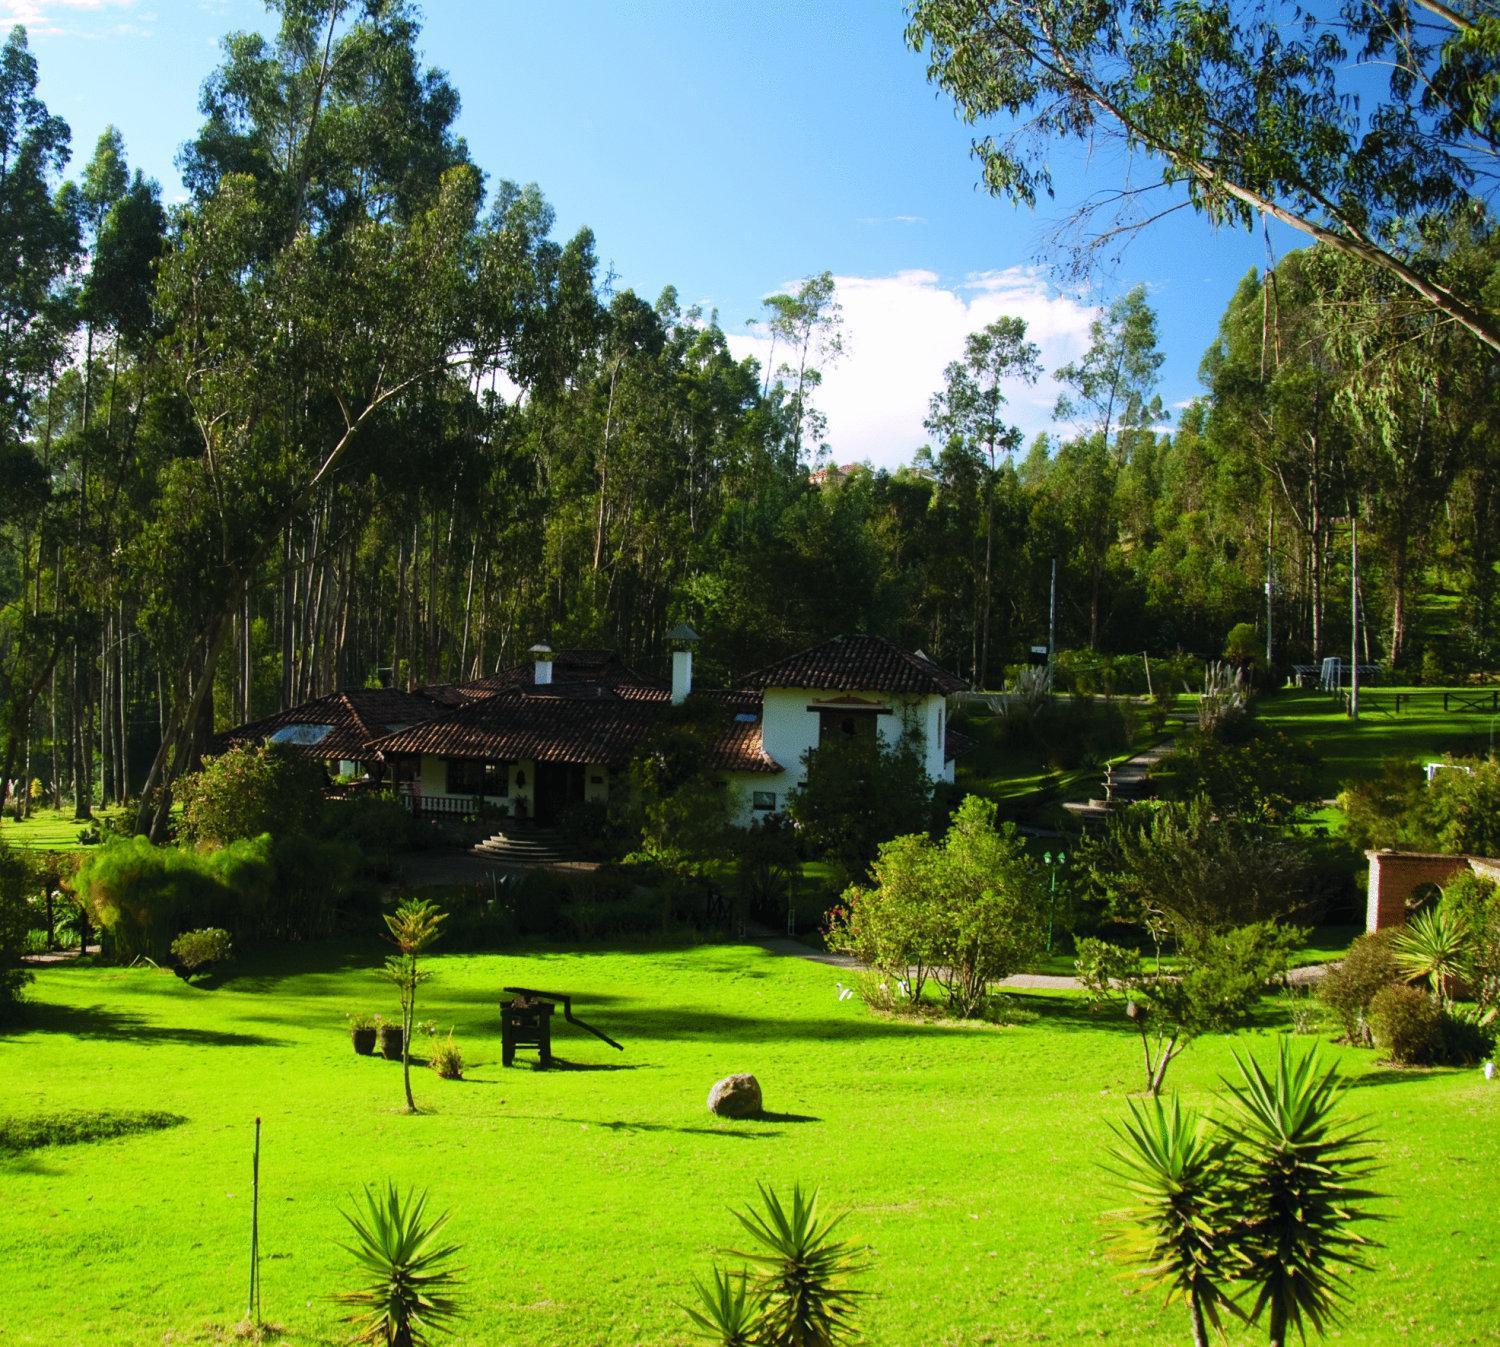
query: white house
726 634 965 824
218 634 966 829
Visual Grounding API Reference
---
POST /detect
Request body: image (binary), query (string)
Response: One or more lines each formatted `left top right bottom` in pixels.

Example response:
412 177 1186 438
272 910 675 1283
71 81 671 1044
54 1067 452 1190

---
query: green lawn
3 941 1496 1345
1257 687 1496 796
0 805 128 853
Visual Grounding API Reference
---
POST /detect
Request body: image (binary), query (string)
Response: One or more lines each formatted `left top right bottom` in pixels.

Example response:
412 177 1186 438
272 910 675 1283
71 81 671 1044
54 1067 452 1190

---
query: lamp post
1042 850 1066 952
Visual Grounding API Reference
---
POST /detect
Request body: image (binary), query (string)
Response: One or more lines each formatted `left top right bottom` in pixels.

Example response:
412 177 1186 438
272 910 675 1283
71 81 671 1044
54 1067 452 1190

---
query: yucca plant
684 1266 760 1346
1392 903 1470 1006
1103 1096 1239 1347
730 1184 869 1347
1220 1042 1381 1347
335 1182 462 1347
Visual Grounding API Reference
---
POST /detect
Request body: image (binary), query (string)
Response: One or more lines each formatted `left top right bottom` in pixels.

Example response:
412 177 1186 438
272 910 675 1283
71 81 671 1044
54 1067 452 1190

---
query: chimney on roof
529 641 553 687
668 623 700 706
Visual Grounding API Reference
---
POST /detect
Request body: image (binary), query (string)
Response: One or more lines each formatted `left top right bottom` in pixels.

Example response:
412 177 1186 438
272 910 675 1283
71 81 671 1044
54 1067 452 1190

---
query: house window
817 709 878 746
445 758 486 795
482 761 511 796
752 790 777 812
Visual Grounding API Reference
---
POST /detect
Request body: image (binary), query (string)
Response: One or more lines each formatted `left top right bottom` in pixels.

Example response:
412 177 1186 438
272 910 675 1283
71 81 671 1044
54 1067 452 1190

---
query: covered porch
393 753 610 825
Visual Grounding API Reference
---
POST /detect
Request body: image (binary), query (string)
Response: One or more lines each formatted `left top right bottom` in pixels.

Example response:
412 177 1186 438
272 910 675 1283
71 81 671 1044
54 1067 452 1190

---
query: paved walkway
749 928 1328 990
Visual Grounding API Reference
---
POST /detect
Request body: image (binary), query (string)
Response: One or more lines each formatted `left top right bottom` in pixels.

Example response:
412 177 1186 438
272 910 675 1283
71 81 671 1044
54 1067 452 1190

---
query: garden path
748 928 1328 990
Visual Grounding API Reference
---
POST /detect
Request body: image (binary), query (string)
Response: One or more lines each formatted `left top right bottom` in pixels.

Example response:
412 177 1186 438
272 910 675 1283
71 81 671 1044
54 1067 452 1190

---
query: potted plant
348 1012 378 1056
378 1015 405 1061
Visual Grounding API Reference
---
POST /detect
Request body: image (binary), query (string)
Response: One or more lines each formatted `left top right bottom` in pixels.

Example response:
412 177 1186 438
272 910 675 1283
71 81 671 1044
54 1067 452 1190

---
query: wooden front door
533 761 586 825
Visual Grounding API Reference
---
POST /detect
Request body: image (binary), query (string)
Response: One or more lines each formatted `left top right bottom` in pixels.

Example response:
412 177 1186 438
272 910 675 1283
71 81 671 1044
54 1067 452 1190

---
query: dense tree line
0 2 1495 835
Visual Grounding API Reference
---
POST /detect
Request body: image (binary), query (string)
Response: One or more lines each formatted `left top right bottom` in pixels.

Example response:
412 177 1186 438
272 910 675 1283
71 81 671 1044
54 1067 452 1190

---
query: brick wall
1365 851 1473 931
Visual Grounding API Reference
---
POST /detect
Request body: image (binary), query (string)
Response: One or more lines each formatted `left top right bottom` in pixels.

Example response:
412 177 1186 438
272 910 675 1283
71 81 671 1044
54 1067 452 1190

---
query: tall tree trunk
1389 532 1409 667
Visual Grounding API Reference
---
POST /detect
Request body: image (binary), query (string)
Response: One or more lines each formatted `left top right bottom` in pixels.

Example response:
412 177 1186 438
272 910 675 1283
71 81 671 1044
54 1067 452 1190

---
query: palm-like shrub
378 899 447 1111
1104 1097 1237 1347
1392 903 1470 1005
1106 1042 1379 1347
1221 1042 1380 1347
732 1185 868 1347
684 1266 759 1346
335 1182 461 1346
686 1185 869 1347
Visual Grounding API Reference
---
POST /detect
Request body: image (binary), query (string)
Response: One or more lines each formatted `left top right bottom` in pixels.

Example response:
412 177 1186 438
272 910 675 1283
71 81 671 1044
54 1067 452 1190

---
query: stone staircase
1062 737 1178 828
470 825 579 867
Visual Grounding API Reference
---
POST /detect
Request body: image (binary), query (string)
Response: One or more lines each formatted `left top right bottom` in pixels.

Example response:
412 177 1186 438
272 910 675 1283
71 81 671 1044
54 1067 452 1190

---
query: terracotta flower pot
379 1024 405 1060
351 1026 377 1056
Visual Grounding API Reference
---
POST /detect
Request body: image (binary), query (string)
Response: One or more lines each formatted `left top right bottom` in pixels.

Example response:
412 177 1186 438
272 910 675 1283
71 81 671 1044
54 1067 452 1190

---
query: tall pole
248 1116 261 1325
1349 510 1360 722
1047 556 1057 682
1265 501 1274 670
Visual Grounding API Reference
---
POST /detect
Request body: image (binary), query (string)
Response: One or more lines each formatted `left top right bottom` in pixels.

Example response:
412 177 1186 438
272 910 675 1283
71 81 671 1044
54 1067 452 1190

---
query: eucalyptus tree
757 271 844 464
1201 253 1353 662
1051 286 1166 646
0 25 76 814
1304 231 1496 666
0 25 75 447
906 0 1500 352
925 316 1040 686
133 0 569 837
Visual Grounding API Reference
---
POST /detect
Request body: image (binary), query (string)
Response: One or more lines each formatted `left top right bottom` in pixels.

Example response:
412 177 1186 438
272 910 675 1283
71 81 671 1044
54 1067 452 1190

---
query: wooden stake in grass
247 1116 261 1326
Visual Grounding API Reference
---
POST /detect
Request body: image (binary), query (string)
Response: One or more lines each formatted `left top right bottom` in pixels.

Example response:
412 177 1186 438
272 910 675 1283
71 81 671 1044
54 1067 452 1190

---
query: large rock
707 1073 763 1118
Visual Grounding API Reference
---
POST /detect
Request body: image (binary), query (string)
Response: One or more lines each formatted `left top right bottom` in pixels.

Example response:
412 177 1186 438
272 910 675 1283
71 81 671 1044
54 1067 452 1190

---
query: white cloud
727 267 1098 470
0 0 139 36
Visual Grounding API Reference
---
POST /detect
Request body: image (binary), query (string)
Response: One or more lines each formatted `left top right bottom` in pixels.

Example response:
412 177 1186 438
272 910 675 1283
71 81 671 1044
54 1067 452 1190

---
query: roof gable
741 634 965 696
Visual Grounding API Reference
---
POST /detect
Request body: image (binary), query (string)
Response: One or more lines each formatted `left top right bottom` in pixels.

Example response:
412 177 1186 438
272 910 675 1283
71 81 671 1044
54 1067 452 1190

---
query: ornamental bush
1317 930 1402 1045
0 838 36 1020
169 927 233 975
178 741 325 845
72 834 273 962
1368 983 1442 1065
828 794 1043 1019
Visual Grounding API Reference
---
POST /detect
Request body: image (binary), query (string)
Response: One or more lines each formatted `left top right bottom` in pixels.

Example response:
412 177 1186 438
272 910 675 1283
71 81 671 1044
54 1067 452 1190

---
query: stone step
471 827 579 866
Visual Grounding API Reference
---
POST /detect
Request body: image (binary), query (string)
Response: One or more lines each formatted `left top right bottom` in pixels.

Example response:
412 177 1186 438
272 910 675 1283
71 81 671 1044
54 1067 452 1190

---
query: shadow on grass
1006 995 1139 1035
0 1001 290 1048
0 1152 61 1176
1346 1065 1451 1088
507 1113 789 1140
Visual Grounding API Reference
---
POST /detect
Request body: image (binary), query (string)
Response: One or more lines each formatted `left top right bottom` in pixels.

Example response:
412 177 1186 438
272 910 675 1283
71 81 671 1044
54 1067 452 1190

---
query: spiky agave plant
1392 903 1470 1006
683 1265 760 1346
1221 1042 1381 1347
731 1184 869 1347
335 1182 462 1347
1103 1095 1239 1347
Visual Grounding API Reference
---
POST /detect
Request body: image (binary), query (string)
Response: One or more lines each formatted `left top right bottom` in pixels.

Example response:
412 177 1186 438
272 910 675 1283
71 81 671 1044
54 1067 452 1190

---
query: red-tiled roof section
742 634 965 695
369 687 779 774
453 649 664 702
211 688 446 762
943 726 975 761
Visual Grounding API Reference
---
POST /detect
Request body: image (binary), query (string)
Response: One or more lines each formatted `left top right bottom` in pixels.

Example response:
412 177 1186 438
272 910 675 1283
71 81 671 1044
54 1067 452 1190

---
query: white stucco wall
724 687 951 826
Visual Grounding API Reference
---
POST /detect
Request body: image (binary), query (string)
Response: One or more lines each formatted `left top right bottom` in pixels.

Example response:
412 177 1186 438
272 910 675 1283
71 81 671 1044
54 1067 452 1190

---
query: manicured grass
954 698 1170 827
0 805 127 854
2 941 1496 1345
1258 687 1495 796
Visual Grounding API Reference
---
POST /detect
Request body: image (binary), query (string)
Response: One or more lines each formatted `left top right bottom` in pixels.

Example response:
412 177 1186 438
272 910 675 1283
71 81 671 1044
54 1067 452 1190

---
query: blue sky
12 0 1302 466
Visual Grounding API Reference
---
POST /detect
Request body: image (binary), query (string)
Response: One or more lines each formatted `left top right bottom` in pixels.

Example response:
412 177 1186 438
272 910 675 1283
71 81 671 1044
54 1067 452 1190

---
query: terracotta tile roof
691 690 782 773
369 687 779 774
452 649 664 702
211 689 446 763
943 726 975 761
741 634 966 695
